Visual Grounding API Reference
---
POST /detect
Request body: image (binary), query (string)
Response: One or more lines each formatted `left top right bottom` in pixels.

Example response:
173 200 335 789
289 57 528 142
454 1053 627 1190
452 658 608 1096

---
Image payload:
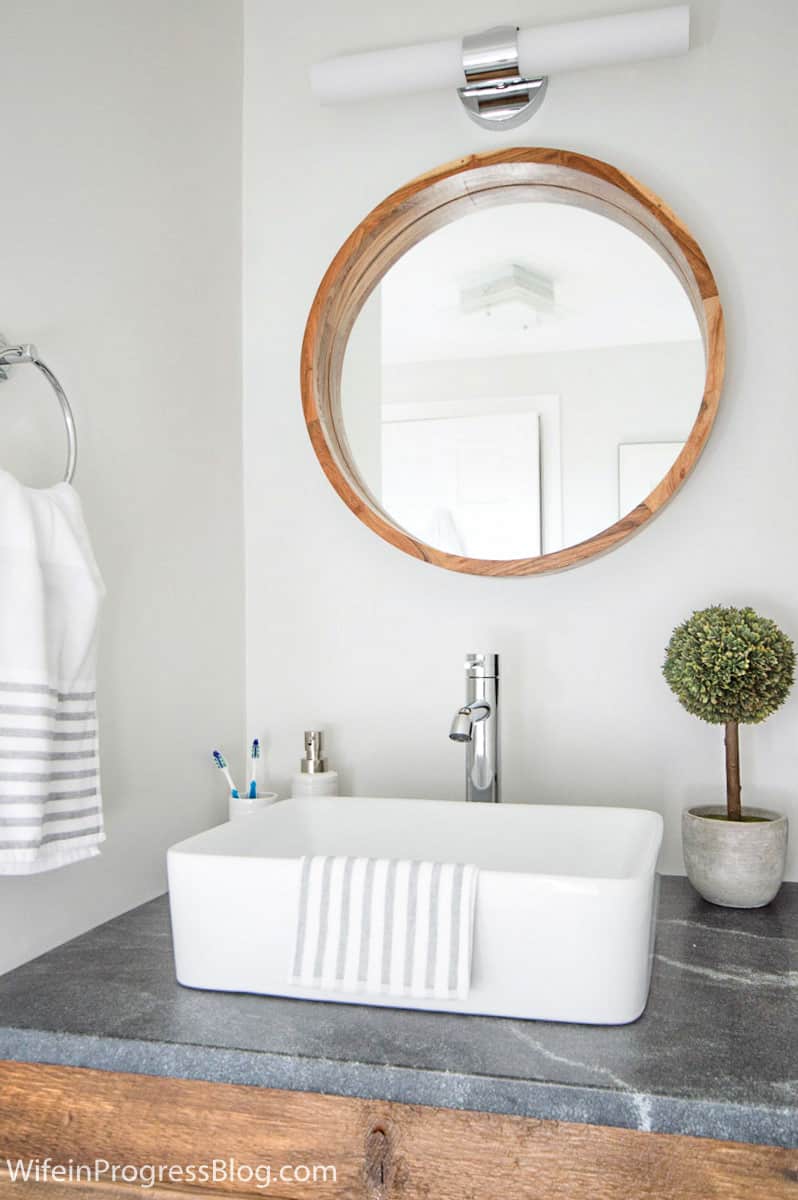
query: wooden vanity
0 1060 796 1198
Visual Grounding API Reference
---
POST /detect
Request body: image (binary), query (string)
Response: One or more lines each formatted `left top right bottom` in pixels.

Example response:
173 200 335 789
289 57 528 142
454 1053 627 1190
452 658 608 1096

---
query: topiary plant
663 606 795 821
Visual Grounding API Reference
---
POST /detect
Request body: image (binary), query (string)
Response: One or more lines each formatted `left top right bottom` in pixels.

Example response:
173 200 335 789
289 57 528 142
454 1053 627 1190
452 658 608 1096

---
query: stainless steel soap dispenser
290 730 339 798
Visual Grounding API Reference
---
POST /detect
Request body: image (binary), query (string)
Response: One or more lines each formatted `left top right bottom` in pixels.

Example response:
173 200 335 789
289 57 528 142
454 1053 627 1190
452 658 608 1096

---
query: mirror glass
341 201 705 560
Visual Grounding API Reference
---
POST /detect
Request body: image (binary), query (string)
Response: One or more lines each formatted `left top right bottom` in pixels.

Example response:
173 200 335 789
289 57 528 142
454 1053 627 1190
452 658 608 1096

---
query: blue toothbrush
213 750 239 798
249 738 260 799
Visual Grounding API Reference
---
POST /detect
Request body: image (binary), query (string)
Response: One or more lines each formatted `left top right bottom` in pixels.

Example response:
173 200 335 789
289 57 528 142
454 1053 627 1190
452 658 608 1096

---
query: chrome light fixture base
458 26 547 130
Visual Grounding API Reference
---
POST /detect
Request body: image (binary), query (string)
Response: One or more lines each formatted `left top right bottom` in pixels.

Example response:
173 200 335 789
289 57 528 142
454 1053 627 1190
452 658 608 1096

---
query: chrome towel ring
0 336 77 484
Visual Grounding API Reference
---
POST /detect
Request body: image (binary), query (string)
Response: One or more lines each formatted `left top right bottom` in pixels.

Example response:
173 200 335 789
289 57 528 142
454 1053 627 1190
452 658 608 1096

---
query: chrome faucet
449 653 500 803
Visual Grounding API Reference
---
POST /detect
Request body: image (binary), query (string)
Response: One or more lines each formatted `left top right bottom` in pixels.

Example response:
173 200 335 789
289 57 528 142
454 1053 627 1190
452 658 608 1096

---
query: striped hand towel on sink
0 470 105 875
291 856 479 1000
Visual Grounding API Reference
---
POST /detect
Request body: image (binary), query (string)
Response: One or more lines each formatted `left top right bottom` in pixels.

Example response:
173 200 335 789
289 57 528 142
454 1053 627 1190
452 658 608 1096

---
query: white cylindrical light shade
310 38 462 103
310 5 689 104
518 6 689 76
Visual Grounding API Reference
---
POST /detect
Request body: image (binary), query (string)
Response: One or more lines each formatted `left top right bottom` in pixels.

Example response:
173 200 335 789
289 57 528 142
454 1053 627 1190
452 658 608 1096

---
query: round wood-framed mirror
301 148 724 576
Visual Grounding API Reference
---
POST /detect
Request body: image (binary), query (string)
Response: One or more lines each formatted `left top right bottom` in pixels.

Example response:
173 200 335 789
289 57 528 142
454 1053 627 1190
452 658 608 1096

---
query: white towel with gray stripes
0 469 105 874
291 856 479 1000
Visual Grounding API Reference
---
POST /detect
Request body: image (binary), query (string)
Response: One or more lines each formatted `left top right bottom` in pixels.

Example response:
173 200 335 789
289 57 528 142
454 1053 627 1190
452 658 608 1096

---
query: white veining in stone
506 1024 654 1131
655 955 798 989
659 918 798 944
634 1093 653 1133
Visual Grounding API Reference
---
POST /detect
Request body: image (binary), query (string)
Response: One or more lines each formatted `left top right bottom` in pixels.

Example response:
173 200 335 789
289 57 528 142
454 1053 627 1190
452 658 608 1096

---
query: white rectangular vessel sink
168 797 663 1024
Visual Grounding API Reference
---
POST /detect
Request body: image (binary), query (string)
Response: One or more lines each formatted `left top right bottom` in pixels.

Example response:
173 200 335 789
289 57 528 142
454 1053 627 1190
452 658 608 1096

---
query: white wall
243 0 798 881
0 0 245 972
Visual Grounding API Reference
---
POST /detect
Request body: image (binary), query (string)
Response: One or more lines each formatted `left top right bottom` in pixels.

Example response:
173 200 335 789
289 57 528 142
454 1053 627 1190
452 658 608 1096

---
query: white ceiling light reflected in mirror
379 203 700 364
460 263 557 334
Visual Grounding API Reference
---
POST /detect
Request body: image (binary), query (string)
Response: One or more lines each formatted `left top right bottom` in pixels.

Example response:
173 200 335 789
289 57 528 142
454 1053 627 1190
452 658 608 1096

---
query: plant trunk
724 721 742 820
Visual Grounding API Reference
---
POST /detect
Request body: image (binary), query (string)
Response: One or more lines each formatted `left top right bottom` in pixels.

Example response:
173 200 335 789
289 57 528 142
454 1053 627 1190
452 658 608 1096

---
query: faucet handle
466 652 499 679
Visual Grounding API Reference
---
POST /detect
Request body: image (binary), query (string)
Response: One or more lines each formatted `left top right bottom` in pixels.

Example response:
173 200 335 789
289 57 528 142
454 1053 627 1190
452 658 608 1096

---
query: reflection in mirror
341 201 704 561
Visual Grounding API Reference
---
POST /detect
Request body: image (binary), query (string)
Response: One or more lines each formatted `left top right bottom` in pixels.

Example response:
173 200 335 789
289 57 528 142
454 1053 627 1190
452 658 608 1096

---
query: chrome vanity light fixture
310 6 689 129
458 26 547 131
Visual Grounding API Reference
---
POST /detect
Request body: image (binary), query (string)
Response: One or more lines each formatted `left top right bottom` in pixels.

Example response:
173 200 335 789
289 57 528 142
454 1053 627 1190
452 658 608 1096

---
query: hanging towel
291 856 479 1001
0 469 105 874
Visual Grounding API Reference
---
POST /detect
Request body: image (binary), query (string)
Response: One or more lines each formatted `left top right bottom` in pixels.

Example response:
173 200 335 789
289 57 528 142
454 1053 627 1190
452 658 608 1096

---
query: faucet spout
449 701 491 743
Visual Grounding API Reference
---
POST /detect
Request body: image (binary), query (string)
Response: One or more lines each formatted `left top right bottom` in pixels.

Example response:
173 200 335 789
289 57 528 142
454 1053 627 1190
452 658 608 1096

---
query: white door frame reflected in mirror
380 395 562 557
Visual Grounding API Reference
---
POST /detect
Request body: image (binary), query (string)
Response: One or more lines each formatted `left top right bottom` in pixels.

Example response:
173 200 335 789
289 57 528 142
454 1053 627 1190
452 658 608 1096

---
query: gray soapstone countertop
0 876 795 1149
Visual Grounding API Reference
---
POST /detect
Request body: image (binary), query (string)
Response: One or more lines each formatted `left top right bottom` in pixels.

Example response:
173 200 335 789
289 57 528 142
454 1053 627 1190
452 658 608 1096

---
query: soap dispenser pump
290 730 339 798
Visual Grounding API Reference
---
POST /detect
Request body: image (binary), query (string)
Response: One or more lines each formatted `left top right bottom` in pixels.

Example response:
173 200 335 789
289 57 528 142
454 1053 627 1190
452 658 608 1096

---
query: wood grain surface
0 1061 794 1198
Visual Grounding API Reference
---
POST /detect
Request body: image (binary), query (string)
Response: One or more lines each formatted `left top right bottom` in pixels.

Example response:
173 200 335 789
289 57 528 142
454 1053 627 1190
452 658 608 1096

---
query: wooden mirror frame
301 148 725 577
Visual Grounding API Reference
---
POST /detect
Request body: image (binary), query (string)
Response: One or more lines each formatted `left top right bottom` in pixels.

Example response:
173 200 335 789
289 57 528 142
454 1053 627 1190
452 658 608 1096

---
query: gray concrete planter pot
682 806 788 908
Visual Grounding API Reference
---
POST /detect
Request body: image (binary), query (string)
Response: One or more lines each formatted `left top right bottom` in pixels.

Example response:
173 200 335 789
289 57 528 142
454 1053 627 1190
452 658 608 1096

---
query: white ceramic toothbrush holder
229 792 279 821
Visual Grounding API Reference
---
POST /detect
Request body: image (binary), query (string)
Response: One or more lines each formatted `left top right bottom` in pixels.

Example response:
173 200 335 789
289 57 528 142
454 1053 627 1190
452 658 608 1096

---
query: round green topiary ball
663 605 795 725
